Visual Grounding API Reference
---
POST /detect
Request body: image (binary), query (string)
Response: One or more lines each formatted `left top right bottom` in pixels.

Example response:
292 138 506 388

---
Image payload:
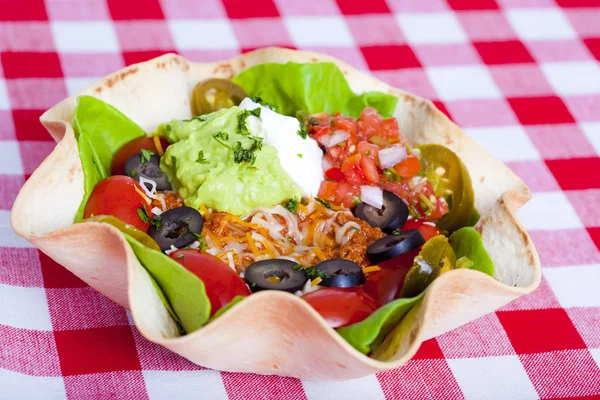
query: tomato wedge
302 287 380 328
402 218 442 242
170 250 250 317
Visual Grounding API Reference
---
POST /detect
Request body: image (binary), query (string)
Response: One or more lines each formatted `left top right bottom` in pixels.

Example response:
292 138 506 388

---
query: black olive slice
315 259 365 288
353 190 408 234
148 206 203 252
125 153 172 191
367 229 426 264
244 259 307 293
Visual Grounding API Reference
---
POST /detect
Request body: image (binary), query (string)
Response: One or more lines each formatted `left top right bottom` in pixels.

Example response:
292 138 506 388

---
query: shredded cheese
134 185 152 205
246 232 260 258
311 277 322 286
362 266 381 274
139 177 157 198
151 207 163 215
153 136 164 156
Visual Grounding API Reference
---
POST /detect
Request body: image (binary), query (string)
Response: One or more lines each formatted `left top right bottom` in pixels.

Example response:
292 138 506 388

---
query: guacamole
158 107 301 215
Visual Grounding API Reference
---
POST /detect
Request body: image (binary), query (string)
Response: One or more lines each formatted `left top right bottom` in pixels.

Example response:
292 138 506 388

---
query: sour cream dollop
239 98 324 198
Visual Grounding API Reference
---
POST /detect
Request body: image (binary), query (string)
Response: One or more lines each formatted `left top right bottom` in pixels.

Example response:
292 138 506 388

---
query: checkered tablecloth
1 0 600 398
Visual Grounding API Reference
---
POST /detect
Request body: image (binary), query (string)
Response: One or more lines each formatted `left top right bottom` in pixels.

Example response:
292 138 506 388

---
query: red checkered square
6 79 68 109
526 124 597 159
447 0 499 10
12 110 52 141
0 23 55 52
0 247 43 287
566 189 600 227
107 0 164 20
567 307 600 348
1 52 62 78
505 161 560 192
0 0 48 21
412 338 445 359
54 326 141 375
335 0 390 14
556 0 600 6
114 21 174 51
588 227 600 252
221 373 306 400
0 111 16 140
373 70 438 99
45 0 110 20
0 174 25 210
231 18 293 48
360 45 421 70
377 359 463 400
565 9 600 37
520 350 600 398
489 64 554 97
46 288 129 330
445 98 518 127
437 313 516 358
413 43 480 66
345 15 405 46
456 11 517 41
132 328 203 371
63 371 149 399
584 38 600 61
39 250 87 288
546 157 600 190
222 0 280 19
432 100 453 120
529 229 600 267
473 40 534 65
500 277 561 311
563 94 600 122
59 53 124 77
497 309 587 354
0 324 61 376
508 96 575 125
123 50 178 67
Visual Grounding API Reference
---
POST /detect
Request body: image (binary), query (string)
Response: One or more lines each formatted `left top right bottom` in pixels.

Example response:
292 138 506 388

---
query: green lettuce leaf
336 293 424 354
232 62 398 118
72 95 146 221
125 234 211 333
449 227 494 277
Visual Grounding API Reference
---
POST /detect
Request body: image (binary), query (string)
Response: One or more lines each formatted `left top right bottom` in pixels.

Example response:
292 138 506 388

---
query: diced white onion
378 145 407 169
139 177 157 198
165 245 179 255
360 185 384 209
151 207 163 216
189 241 201 249
326 130 350 148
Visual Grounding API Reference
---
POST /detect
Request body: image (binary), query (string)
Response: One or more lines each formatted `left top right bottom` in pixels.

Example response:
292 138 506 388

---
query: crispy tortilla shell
11 48 540 380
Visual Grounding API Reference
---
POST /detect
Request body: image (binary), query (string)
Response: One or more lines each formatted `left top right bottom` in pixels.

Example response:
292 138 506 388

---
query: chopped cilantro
165 125 172 132
315 197 332 209
196 150 210 164
236 108 261 136
283 197 299 213
352 196 362 206
150 215 161 230
176 254 185 259
233 137 263 165
308 117 319 126
383 168 401 182
213 131 230 147
297 153 303 158
297 123 308 140
131 169 138 176
137 207 149 223
183 115 207 123
140 149 154 164
293 264 327 280
192 232 207 250
171 155 177 167
249 96 275 110
352 226 360 232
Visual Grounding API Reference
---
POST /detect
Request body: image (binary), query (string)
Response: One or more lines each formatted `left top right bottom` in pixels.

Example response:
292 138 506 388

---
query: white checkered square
65 77 101 96
51 21 119 53
396 12 467 44
426 65 501 100
0 369 67 400
303 375 385 400
0 79 9 110
0 141 23 175
506 8 576 40
169 20 237 50
580 122 600 156
541 61 600 96
465 126 540 162
448 356 538 400
0 210 32 248
516 191 583 231
143 370 228 400
544 265 600 308
591 348 600 369
285 16 354 47
0 283 52 330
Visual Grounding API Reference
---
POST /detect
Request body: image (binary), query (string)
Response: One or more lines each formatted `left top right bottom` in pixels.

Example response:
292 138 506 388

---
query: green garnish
308 117 319 126
213 131 230 147
140 149 154 165
315 197 332 209
236 108 261 136
131 169 138 176
418 193 434 216
137 207 149 223
293 263 327 280
249 96 275 110
297 123 308 140
150 215 161 230
171 155 177 167
297 153 303 158
352 226 360 232
233 137 263 165
196 150 210 164
283 197 299 213
165 125 172 132
192 232 207 250
383 168 401 182
176 253 185 259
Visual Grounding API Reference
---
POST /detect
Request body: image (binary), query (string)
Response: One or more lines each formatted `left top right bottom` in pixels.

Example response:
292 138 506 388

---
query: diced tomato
302 287 380 328
332 115 358 145
170 250 250 317
334 181 360 208
383 181 413 201
403 218 442 241
83 175 152 231
357 141 380 162
360 154 380 184
357 107 382 140
380 118 402 143
341 154 366 186
111 136 169 176
318 180 338 202
394 153 422 178
325 167 345 182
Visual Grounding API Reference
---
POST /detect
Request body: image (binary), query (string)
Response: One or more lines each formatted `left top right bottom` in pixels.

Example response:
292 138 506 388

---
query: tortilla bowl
10 47 541 380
